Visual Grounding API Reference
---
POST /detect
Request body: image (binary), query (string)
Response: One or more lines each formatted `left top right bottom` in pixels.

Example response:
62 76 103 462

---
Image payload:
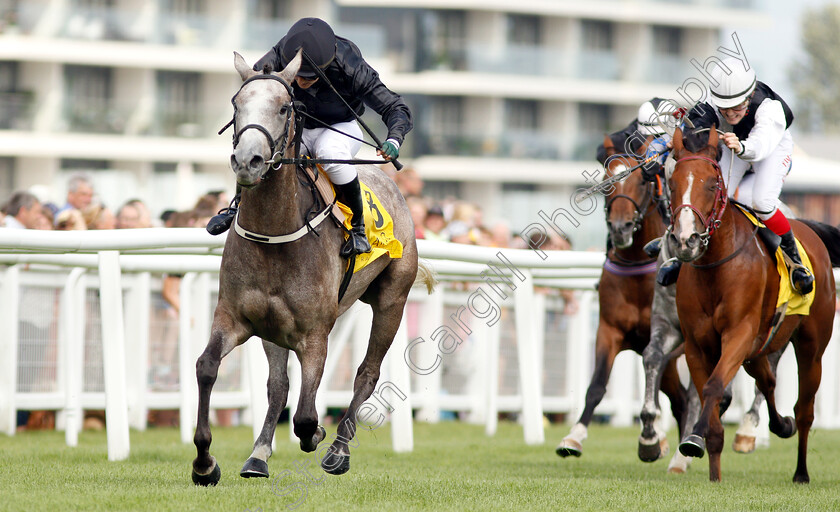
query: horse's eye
279 105 288 116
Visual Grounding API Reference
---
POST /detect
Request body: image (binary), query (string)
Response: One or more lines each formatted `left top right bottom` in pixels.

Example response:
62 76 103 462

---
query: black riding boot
206 188 240 235
335 177 371 257
656 258 682 286
779 231 814 295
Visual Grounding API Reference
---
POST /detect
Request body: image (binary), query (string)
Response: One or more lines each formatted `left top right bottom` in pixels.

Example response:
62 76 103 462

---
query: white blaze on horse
190 50 434 486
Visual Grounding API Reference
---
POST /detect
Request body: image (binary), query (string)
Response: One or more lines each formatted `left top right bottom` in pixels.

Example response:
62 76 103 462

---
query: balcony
414 127 565 160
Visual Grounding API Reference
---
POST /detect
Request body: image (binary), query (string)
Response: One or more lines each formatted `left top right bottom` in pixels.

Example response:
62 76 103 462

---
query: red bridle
670 155 728 243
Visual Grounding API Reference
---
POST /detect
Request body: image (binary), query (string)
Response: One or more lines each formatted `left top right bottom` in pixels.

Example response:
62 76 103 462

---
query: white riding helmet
637 101 667 137
709 56 756 109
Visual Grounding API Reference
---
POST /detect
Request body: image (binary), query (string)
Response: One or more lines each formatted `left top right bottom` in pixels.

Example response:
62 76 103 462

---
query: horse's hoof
192 457 221 486
774 416 797 439
555 438 582 458
300 425 326 453
638 436 667 462
668 465 686 474
240 457 269 478
679 435 706 458
321 451 350 475
732 433 757 454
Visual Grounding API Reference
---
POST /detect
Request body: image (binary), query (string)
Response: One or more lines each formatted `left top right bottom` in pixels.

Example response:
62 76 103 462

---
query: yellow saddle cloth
736 205 815 316
336 181 403 273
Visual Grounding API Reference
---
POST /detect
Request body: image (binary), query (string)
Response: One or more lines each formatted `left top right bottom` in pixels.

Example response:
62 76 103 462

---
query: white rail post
567 290 595 422
484 310 500 436
62 268 86 446
246 337 270 444
287 349 300 442
179 272 197 444
389 312 414 452
468 318 489 424
513 269 544 445
0 265 20 436
98 251 130 461
124 272 150 431
415 289 443 423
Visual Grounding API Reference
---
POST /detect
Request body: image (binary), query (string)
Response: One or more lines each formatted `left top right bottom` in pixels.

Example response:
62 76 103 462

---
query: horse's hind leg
321 293 409 475
192 323 246 486
241 341 290 478
743 354 797 441
734 346 785 453
557 323 623 458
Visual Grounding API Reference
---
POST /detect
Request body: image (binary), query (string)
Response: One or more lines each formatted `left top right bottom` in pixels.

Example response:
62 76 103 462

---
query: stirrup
340 229 371 258
789 265 814 295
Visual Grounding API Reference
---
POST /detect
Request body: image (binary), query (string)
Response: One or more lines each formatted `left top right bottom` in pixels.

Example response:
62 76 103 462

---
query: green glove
380 138 400 160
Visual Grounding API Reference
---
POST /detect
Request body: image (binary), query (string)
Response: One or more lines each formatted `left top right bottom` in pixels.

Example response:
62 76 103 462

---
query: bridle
670 154 728 247
221 73 296 174
603 154 655 235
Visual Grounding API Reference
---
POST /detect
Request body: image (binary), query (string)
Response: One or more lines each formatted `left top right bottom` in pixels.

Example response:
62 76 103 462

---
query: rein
604 153 658 267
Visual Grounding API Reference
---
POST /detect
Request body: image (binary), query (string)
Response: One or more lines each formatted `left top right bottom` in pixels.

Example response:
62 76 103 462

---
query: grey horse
191 50 435 485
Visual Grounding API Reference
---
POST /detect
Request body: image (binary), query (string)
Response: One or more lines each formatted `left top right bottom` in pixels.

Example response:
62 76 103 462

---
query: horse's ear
234 51 257 82
708 123 719 149
276 48 302 85
672 126 684 155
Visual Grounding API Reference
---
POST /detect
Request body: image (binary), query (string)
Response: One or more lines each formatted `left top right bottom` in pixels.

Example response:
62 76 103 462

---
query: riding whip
575 148 670 203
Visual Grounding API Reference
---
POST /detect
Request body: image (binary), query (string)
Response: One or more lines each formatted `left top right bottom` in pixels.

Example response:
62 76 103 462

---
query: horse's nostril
687 233 700 249
668 232 678 246
230 154 237 168
623 221 635 231
249 155 264 170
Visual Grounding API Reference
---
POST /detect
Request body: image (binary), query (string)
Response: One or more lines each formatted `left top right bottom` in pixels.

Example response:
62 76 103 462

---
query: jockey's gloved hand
641 162 662 183
379 139 400 160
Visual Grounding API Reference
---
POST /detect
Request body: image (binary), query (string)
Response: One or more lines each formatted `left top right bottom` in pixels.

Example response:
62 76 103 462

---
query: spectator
83 203 116 230
1 191 46 229
406 196 428 240
55 208 87 230
423 204 448 241
116 199 151 229
58 173 94 216
395 167 423 198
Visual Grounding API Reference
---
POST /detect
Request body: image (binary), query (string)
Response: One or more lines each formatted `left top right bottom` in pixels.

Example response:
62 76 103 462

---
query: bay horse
556 137 689 471
668 126 840 482
191 50 434 485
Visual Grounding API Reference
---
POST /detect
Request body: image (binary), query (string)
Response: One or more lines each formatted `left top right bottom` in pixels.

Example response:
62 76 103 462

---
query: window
164 0 203 15
505 99 539 130
156 71 202 137
579 103 611 133
581 20 613 50
63 65 115 133
251 0 290 19
0 157 14 200
652 26 682 56
508 14 540 46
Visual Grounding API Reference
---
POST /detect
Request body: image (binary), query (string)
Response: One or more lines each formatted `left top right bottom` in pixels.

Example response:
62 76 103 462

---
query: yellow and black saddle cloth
736 205 816 354
305 165 403 274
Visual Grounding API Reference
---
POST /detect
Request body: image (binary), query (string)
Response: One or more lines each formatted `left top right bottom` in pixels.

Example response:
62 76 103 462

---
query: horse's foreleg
293 337 328 454
557 323 623 458
639 308 683 463
743 355 796 441
241 341 290 479
321 298 406 475
192 326 241 486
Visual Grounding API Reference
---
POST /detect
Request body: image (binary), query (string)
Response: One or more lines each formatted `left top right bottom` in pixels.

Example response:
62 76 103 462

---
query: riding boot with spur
656 258 682 286
206 189 240 236
779 231 814 295
336 177 372 257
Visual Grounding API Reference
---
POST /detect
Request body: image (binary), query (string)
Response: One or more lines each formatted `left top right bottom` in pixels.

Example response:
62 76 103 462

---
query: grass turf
1 421 839 511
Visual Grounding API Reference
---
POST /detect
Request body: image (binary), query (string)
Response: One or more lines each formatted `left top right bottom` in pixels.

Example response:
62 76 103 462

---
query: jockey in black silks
208 17 413 258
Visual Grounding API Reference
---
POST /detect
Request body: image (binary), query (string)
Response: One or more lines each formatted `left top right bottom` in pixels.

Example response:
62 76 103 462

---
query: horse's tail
800 219 840 267
415 259 438 294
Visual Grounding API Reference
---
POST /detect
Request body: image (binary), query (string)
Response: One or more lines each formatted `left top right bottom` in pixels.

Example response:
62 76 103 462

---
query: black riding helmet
279 17 336 78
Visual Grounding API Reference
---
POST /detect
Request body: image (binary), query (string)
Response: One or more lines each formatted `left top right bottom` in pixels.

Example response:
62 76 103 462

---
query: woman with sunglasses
673 56 813 294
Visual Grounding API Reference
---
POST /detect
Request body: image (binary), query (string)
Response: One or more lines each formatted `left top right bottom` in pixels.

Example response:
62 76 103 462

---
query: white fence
1 228 840 461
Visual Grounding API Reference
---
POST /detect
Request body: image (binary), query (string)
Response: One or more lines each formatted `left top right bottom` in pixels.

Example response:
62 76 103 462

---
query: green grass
1 421 839 511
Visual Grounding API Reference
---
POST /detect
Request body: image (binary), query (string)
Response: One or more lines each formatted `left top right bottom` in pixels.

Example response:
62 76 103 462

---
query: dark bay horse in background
191 51 434 485
668 126 840 482
556 137 689 471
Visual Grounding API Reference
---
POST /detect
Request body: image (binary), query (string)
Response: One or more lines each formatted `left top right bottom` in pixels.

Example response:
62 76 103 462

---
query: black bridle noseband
603 154 655 234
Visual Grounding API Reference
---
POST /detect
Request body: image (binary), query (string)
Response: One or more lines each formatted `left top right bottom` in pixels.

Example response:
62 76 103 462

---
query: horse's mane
681 126 723 160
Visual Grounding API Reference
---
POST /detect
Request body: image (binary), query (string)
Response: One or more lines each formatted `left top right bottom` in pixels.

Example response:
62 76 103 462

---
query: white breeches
721 130 793 220
300 120 363 185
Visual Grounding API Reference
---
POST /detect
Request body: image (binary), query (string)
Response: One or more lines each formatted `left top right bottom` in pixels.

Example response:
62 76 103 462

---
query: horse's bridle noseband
222 73 296 174
670 154 728 246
